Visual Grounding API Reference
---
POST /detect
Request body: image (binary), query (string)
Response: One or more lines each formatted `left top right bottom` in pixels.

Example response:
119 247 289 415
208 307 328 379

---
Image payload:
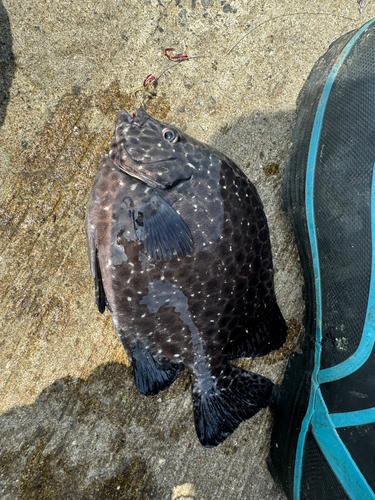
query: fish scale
86 108 287 447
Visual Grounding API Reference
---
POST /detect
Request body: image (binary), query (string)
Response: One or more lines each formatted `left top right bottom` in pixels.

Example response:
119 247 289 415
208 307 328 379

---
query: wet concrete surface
1 0 374 498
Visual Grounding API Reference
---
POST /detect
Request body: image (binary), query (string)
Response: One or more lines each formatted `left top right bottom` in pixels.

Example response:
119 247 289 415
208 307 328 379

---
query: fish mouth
118 108 159 133
120 108 149 127
113 109 178 189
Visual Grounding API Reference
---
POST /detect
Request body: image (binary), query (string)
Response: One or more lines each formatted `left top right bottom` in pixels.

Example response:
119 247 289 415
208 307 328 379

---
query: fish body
86 109 287 447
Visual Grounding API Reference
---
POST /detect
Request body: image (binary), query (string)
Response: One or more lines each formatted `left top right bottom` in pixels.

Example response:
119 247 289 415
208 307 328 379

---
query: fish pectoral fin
192 366 273 448
131 342 185 396
227 300 287 359
94 248 107 314
134 195 193 261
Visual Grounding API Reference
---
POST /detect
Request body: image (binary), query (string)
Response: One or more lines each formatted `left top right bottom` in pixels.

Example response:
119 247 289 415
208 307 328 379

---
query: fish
85 108 287 447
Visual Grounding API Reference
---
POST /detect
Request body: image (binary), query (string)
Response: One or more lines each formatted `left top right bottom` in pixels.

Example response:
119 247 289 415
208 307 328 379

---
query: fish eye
162 128 179 143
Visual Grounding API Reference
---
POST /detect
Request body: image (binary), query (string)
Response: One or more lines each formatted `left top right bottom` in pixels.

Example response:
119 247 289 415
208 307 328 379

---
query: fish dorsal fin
132 193 193 261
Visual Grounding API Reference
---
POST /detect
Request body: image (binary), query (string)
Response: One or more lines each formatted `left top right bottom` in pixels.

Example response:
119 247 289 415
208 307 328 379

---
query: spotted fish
86 109 287 447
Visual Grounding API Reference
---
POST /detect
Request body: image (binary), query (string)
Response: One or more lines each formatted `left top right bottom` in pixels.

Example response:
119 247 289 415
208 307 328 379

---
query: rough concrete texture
0 0 374 498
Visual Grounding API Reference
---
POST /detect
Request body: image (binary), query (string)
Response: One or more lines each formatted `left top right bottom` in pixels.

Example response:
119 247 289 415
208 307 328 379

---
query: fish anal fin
131 342 185 396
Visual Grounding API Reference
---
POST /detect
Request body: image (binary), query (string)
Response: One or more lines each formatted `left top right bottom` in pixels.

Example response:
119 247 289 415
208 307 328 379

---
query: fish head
109 108 209 189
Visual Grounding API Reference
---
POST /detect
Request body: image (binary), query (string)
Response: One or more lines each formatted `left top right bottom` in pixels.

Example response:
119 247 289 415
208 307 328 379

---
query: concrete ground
0 0 374 498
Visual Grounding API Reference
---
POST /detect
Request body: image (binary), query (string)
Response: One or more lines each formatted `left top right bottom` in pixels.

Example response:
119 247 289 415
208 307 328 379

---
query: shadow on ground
0 0 15 128
0 363 189 500
0 359 287 500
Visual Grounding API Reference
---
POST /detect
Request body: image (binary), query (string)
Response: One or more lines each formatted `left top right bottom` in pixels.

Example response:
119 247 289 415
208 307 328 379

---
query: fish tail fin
131 342 184 396
193 366 273 447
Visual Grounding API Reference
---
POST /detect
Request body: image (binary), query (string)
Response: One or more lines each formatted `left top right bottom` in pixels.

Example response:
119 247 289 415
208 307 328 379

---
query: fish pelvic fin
131 342 185 396
94 248 107 314
192 365 273 447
